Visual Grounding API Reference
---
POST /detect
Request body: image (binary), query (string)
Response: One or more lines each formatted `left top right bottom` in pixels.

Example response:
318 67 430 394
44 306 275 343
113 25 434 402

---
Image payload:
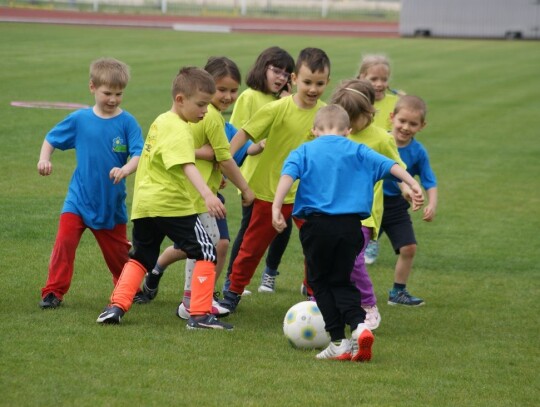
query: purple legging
350 226 377 306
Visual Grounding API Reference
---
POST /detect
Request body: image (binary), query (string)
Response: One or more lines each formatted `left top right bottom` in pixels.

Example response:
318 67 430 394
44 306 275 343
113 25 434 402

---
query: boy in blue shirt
272 105 424 361
37 57 143 309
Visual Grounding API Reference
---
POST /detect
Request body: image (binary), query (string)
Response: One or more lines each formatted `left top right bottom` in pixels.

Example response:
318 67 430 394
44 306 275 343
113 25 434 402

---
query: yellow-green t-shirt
348 123 405 237
230 88 276 129
242 95 326 204
131 111 196 219
186 104 232 214
374 92 399 132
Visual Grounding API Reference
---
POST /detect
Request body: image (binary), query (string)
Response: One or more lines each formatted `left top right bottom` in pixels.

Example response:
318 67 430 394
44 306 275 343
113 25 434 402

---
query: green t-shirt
230 88 276 129
131 111 196 219
187 104 232 214
242 95 326 204
374 92 399 132
349 123 405 237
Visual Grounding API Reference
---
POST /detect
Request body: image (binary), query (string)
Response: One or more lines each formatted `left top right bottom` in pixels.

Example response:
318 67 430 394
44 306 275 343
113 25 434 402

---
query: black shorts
380 195 416 254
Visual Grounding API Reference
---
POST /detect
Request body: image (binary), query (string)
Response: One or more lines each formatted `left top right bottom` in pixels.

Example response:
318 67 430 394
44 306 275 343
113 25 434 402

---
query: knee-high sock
110 259 146 312
189 260 215 316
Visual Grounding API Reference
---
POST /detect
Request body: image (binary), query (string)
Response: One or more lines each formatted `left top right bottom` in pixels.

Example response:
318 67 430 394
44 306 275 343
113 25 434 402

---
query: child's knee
399 244 416 258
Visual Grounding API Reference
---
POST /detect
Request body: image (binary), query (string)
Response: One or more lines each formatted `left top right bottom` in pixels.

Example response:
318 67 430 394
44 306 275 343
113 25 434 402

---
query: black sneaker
96 305 125 324
187 314 233 330
39 293 62 309
388 289 425 307
133 279 159 304
218 290 241 313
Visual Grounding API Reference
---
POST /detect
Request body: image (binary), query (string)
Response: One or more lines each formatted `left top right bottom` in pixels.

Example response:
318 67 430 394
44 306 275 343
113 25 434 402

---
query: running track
0 6 399 37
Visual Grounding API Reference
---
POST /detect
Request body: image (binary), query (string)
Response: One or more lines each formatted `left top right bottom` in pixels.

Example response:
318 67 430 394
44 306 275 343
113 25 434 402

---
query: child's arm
196 144 216 161
218 159 255 207
182 163 226 219
229 128 251 156
271 175 294 233
110 156 140 185
423 187 438 222
247 139 266 156
389 164 425 211
37 140 55 176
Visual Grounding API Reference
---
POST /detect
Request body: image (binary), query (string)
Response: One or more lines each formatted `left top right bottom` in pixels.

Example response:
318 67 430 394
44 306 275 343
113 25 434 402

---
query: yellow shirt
230 88 276 129
348 124 405 237
131 111 196 219
374 92 399 132
186 104 232 213
242 95 326 204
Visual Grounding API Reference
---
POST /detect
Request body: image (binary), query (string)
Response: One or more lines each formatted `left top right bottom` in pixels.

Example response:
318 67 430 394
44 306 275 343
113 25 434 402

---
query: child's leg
350 226 377 307
223 202 253 292
259 216 293 293
92 223 131 286
41 213 86 300
395 244 417 285
215 210 230 284
228 200 293 295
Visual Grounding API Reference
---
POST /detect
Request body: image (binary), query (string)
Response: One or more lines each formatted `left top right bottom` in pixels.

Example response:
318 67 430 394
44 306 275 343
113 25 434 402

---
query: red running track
0 6 399 37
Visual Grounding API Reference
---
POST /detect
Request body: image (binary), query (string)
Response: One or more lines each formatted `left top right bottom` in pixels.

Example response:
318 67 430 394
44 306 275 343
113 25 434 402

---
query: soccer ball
283 301 330 349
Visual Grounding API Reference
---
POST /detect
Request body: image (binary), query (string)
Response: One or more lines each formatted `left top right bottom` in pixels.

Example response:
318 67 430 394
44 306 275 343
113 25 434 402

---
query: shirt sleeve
45 111 78 150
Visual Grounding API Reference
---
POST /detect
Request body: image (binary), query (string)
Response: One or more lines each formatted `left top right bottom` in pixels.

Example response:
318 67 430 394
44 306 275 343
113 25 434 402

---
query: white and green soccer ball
283 301 330 349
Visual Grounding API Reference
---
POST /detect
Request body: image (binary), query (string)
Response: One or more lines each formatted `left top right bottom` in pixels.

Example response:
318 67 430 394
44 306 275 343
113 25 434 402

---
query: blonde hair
89 57 130 88
357 54 391 78
394 95 428 122
172 66 216 99
329 79 376 122
313 104 350 133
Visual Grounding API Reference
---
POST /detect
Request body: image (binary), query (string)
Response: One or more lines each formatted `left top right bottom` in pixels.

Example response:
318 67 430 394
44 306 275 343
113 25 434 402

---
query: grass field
0 22 539 407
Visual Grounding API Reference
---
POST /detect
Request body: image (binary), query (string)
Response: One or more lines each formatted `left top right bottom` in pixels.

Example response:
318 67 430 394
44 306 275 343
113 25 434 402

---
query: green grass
1 23 539 407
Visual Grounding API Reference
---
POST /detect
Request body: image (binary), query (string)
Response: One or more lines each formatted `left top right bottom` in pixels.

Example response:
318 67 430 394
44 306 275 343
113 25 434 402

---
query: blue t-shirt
46 108 143 229
225 122 251 167
383 138 437 196
282 135 398 219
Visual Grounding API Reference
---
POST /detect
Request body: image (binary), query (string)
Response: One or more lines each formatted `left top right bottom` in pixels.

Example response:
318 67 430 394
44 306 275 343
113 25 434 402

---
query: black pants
300 214 365 341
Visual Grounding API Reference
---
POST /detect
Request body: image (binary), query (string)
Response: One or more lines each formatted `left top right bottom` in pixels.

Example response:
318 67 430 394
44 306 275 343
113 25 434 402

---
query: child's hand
240 187 255 207
219 177 228 190
423 204 436 222
206 195 226 219
272 207 287 233
401 184 412 201
37 160 52 176
109 167 129 184
279 82 292 98
409 185 425 211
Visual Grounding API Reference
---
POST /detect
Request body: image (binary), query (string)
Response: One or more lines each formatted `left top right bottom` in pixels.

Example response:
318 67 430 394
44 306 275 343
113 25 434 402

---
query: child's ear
89 80 96 93
175 93 184 105
291 72 297 85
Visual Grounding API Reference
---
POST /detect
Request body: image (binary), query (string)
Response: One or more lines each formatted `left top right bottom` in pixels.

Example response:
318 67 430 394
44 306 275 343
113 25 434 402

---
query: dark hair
204 56 241 84
295 47 331 76
172 66 215 98
246 46 295 93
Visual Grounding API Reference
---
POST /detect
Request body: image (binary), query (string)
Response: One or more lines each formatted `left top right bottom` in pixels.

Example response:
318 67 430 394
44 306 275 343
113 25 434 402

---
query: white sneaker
362 305 381 330
315 339 352 360
176 300 230 320
351 323 374 362
241 289 252 296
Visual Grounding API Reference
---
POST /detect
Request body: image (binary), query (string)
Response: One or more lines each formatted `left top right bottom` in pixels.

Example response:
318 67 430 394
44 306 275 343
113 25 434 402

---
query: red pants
41 212 131 300
229 199 303 294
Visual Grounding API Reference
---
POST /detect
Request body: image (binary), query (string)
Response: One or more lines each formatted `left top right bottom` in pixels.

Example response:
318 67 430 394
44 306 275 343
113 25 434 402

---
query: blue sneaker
258 268 279 293
39 293 62 309
187 314 233 330
388 289 424 307
219 290 241 313
364 240 379 265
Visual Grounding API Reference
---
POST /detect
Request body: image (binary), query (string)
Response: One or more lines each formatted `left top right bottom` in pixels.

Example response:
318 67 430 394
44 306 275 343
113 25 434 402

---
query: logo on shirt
112 137 127 153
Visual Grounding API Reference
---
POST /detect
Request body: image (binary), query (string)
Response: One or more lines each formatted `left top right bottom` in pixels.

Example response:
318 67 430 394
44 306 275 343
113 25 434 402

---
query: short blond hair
89 57 130 88
357 54 391 78
313 104 350 133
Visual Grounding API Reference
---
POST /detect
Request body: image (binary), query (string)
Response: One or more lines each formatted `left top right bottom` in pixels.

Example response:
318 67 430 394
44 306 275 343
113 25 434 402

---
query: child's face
390 108 426 146
292 64 330 109
90 82 124 117
359 64 389 101
265 64 291 94
212 76 239 112
175 90 213 123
